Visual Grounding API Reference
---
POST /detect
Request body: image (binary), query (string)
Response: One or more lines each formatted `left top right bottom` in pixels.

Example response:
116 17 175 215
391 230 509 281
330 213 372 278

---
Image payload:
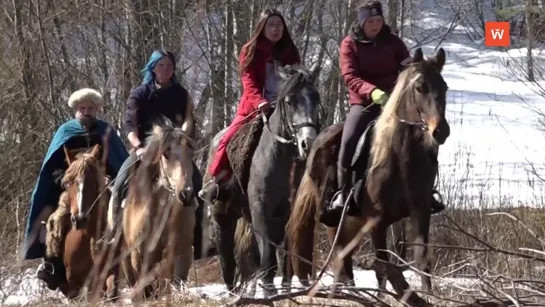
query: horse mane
131 117 188 203
276 65 316 101
61 150 104 187
368 65 423 176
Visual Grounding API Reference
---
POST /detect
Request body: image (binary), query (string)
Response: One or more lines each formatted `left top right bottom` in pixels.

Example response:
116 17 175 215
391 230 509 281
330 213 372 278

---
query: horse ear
434 48 446 72
63 145 73 166
90 144 100 158
309 62 321 83
275 61 288 79
413 47 424 63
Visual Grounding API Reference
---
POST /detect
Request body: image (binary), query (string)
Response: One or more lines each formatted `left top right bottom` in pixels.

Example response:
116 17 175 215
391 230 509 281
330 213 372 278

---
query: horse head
62 144 105 230
140 117 195 204
394 47 450 146
368 47 450 176
272 61 322 160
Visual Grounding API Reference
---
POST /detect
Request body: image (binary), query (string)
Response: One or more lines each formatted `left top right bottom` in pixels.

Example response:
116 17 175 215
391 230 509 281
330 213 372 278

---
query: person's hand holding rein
135 144 147 159
258 101 272 114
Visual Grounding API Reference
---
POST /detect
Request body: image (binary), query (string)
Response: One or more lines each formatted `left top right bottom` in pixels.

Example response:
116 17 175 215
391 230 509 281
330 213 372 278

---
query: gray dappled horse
203 63 322 295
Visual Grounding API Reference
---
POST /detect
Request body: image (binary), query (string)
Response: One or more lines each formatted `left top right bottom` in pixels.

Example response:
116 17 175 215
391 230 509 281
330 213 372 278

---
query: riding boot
320 167 352 228
36 256 65 290
430 189 446 214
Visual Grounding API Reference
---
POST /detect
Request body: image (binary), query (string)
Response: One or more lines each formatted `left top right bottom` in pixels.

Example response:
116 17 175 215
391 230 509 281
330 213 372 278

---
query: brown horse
45 144 120 301
121 119 196 301
286 48 450 298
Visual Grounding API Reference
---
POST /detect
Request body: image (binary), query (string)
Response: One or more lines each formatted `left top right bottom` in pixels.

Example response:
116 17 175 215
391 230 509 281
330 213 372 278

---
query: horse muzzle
296 126 317 159
432 118 450 145
178 185 194 205
70 213 87 230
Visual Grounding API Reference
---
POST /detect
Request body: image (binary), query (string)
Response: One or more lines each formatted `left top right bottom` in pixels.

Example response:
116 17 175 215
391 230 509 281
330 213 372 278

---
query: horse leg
410 207 432 292
251 202 283 296
326 219 360 287
103 265 120 302
103 237 124 302
211 208 238 292
57 280 81 300
279 239 292 293
371 222 389 296
173 207 196 291
130 251 154 301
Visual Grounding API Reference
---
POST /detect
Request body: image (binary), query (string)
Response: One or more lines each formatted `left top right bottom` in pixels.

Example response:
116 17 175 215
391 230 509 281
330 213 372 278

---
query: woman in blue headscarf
108 50 206 258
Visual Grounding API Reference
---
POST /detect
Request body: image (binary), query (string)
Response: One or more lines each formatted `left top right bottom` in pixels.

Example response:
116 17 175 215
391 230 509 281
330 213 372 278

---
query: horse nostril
71 214 87 229
301 140 309 152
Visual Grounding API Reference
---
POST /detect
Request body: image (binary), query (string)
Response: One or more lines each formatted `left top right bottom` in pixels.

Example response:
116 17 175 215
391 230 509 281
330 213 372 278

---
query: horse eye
416 82 429 94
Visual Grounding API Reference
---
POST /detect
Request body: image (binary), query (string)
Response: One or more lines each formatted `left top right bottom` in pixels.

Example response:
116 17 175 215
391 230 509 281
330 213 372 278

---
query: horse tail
286 168 321 283
234 217 259 284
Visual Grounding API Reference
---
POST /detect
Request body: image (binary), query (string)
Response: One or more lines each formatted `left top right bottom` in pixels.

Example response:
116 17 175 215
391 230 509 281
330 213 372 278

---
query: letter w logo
485 22 510 47
491 29 504 40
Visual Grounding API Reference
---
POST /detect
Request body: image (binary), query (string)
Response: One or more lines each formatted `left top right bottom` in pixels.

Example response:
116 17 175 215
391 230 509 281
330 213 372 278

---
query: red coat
237 38 301 116
340 25 410 106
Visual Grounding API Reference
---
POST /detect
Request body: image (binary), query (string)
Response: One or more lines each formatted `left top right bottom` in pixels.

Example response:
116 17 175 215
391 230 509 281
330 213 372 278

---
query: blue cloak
21 119 128 260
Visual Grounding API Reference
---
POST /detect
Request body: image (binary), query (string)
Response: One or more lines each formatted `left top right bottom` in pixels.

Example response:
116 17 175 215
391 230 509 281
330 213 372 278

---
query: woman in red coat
198 8 301 202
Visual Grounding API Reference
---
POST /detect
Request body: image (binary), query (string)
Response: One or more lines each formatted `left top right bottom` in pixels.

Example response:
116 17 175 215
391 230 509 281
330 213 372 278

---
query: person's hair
238 8 299 76
141 50 179 85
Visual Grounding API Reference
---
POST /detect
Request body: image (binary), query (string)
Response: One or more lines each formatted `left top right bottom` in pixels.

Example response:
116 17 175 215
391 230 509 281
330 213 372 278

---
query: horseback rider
320 0 446 227
22 88 128 290
107 49 206 258
198 8 301 202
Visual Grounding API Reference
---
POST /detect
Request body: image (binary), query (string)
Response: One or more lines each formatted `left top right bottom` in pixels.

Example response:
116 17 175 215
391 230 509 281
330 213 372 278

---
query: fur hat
68 88 104 108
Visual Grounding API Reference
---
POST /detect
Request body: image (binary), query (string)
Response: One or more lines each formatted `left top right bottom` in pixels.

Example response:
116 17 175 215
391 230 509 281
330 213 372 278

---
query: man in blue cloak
20 88 128 291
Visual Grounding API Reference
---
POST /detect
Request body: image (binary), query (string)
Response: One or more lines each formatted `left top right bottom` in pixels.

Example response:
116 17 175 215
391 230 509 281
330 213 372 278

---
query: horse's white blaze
77 181 84 217
297 126 317 158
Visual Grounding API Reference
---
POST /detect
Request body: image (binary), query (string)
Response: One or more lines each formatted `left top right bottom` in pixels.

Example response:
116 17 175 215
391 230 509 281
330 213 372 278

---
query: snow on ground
1 266 480 305
437 44 545 208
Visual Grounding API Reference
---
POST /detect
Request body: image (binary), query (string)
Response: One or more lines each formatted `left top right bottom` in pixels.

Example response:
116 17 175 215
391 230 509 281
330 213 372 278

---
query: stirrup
330 190 344 207
37 260 55 276
199 180 219 203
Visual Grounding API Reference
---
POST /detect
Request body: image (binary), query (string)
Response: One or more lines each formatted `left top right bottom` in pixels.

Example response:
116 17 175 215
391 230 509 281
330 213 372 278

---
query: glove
371 89 388 105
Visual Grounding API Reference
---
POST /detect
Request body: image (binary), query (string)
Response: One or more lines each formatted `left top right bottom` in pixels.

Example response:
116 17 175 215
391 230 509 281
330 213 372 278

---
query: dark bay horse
287 48 450 298
203 63 322 295
45 144 120 301
121 119 196 301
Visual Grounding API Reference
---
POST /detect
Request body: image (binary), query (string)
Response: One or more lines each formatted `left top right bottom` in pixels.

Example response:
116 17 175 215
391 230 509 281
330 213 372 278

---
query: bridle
260 91 321 146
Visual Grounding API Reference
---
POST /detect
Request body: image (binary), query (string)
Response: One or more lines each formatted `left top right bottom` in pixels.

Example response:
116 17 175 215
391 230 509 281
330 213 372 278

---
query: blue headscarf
141 50 179 85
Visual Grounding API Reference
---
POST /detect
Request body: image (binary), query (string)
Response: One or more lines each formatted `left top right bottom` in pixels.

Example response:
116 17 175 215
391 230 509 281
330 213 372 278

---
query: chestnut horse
121 119 196 301
286 48 450 299
45 143 120 301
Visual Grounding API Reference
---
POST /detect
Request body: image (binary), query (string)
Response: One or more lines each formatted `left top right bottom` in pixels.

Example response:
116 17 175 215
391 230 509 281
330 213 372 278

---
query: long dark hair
238 8 299 75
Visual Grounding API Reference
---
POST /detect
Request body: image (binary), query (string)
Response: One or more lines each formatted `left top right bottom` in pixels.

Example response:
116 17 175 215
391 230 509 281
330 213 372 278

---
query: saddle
225 115 265 194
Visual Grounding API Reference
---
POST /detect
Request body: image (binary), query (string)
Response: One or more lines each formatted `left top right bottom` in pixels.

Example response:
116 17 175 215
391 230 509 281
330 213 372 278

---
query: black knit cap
357 1 383 24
